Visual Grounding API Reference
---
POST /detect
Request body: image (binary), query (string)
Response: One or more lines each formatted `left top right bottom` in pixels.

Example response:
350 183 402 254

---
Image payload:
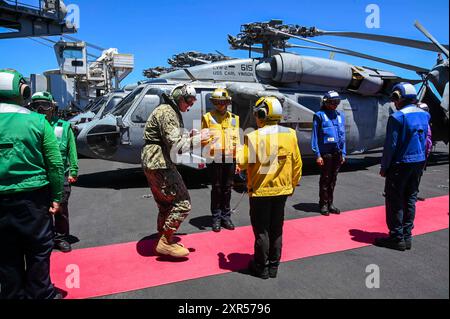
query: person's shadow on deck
217 252 253 275
349 229 387 244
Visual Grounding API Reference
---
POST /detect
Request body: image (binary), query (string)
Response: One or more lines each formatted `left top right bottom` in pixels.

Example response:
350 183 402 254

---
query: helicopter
76 20 449 169
143 51 234 78
69 90 129 126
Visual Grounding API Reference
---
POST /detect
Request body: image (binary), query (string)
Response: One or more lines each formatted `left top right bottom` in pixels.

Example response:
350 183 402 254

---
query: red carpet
50 196 449 299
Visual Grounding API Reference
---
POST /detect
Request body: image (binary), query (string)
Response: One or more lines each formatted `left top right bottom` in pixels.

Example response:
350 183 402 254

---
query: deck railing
1 0 63 20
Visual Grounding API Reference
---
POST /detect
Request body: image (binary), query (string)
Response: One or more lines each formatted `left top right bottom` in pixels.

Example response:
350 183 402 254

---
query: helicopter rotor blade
285 43 346 54
414 20 449 58
190 57 211 64
229 43 288 55
382 76 423 85
271 29 429 73
215 50 226 57
315 29 449 53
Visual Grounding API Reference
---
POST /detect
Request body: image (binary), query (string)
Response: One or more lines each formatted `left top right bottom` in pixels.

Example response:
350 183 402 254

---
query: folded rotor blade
414 21 449 58
272 29 429 73
316 29 449 54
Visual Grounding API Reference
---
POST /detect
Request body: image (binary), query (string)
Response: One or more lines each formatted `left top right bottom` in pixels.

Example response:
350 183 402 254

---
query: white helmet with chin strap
171 84 197 103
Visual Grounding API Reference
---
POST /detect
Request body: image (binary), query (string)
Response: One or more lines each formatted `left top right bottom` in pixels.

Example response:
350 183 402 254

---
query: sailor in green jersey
30 91 79 253
0 69 65 299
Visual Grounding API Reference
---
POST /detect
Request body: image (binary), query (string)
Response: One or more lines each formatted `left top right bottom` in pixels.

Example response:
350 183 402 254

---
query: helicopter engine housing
271 53 353 88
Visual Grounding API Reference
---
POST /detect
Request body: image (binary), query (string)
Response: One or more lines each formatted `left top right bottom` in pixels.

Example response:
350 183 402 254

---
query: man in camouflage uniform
142 84 209 258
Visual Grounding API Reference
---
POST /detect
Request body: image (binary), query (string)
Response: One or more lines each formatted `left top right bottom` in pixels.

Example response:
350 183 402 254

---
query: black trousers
319 152 343 206
208 162 236 221
385 162 425 241
0 187 57 300
249 196 288 267
54 177 71 241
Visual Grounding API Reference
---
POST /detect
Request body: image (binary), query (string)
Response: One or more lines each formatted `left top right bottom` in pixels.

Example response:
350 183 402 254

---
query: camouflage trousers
144 168 191 236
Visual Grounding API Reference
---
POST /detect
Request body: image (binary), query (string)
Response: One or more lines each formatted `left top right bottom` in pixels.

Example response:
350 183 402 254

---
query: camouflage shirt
142 101 200 170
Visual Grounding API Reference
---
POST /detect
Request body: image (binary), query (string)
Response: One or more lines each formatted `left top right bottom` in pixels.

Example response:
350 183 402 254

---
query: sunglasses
212 100 231 107
184 96 196 105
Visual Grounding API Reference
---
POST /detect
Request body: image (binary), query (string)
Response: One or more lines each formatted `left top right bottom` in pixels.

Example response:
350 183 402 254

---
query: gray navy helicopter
143 51 234 78
76 20 449 169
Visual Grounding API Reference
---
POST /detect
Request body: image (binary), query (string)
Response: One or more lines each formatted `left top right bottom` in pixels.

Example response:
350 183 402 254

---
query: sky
0 0 448 86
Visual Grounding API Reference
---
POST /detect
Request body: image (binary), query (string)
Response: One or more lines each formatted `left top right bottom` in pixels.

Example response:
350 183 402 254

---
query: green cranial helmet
0 69 31 100
30 91 56 112
32 91 54 103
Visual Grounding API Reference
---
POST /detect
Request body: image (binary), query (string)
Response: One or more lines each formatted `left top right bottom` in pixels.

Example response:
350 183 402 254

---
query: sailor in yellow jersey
238 96 302 279
202 88 240 232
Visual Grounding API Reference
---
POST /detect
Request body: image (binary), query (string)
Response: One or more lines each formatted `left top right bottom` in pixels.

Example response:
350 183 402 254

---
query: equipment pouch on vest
321 113 343 145
322 116 337 145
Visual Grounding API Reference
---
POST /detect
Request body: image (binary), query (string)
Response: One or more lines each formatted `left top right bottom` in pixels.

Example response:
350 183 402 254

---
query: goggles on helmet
325 99 340 106
31 101 54 112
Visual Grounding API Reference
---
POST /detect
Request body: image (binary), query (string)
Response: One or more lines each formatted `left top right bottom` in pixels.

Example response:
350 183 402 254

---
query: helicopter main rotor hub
229 20 320 53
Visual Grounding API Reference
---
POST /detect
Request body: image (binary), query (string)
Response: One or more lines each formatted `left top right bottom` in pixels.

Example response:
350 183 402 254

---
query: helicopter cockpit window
298 95 322 113
91 97 108 114
111 88 144 117
84 97 103 111
83 100 95 111
131 93 161 123
104 96 124 114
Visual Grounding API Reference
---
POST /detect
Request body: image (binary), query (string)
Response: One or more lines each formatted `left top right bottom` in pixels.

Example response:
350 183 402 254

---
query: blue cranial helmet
323 91 341 106
391 82 418 101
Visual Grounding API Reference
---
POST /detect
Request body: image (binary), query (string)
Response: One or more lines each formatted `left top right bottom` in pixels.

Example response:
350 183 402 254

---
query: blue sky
0 0 448 85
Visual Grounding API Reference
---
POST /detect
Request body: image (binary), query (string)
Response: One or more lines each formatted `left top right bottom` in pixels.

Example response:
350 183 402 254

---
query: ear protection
20 79 31 100
254 97 268 120
0 69 30 100
256 107 268 120
391 90 402 102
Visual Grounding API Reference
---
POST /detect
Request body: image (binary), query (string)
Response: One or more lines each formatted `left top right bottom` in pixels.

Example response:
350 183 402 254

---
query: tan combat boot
156 234 190 258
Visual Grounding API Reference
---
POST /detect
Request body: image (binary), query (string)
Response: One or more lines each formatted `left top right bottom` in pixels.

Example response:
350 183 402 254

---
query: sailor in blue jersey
375 83 431 251
311 91 346 216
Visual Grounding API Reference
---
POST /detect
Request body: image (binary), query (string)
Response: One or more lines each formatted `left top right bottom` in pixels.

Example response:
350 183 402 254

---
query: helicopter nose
85 124 120 159
76 124 97 158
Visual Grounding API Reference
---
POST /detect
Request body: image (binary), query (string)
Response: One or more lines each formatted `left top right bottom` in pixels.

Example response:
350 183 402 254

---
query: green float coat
51 118 79 177
0 103 64 202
